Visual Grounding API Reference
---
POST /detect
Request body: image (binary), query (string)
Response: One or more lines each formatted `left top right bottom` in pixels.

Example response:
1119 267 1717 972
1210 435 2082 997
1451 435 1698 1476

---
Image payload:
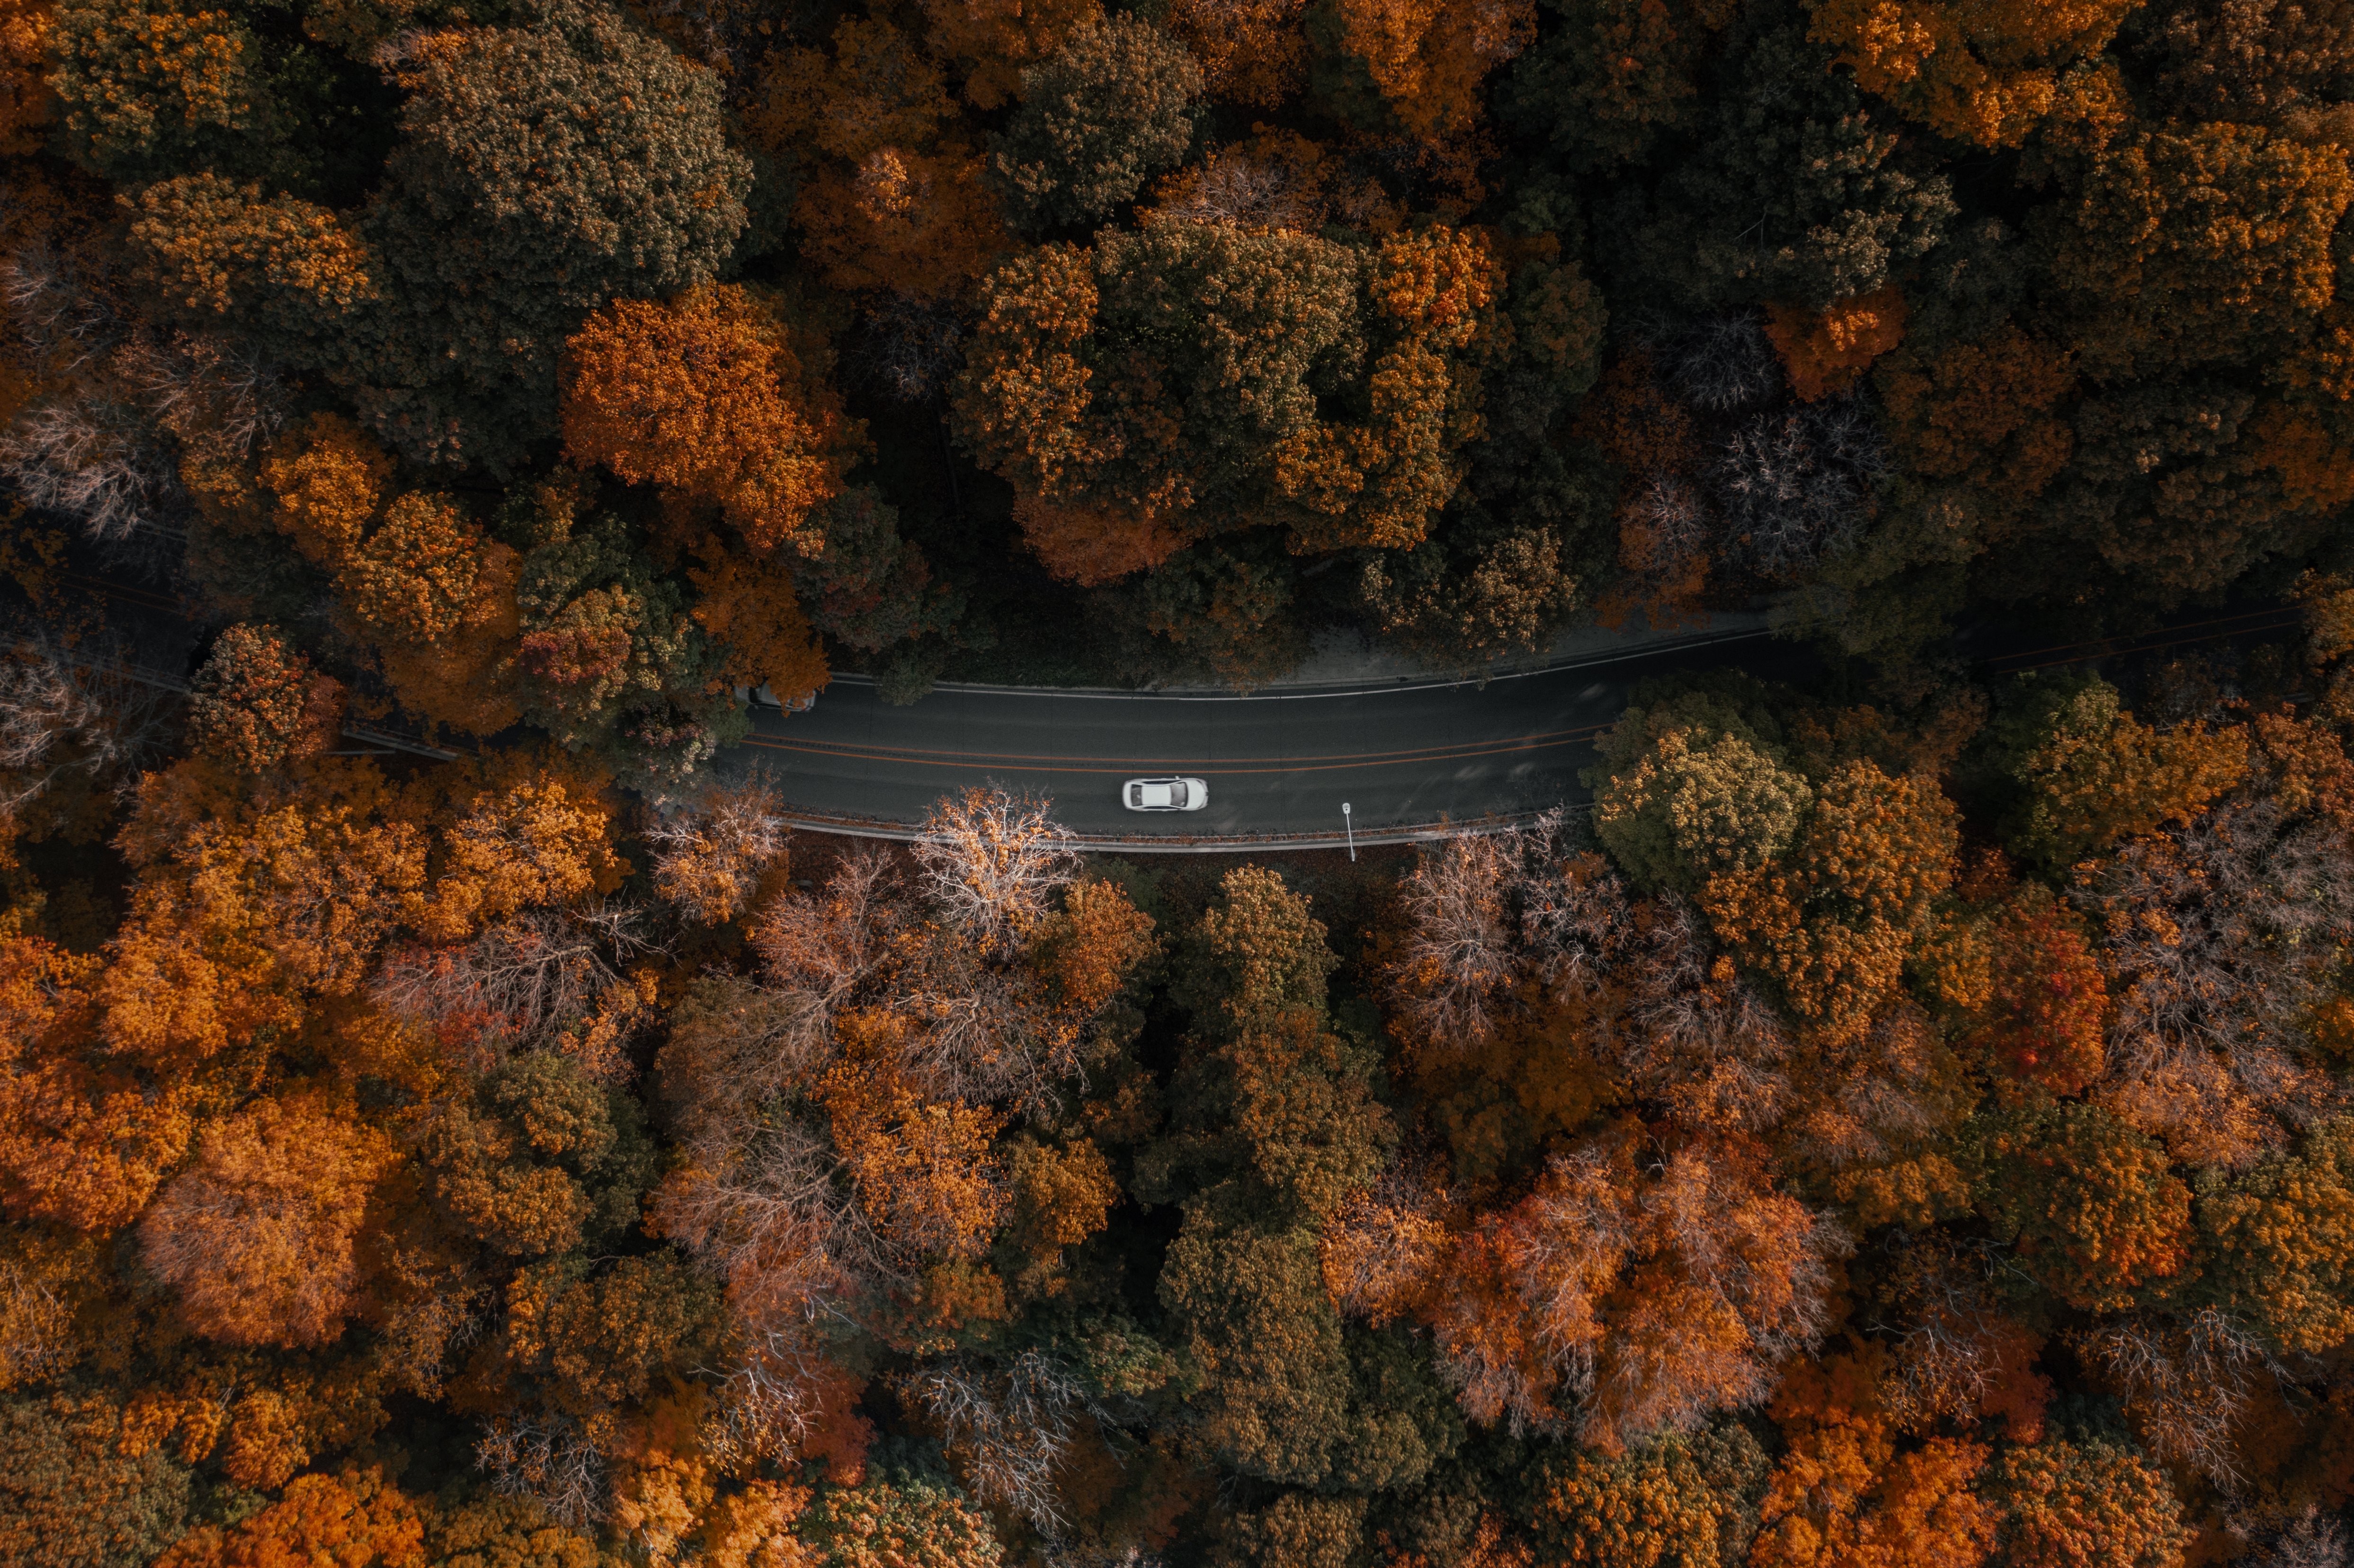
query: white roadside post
1342 802 1355 862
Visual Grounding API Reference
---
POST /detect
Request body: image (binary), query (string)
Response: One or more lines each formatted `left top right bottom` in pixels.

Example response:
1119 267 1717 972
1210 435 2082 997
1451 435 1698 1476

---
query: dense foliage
8 0 2354 1560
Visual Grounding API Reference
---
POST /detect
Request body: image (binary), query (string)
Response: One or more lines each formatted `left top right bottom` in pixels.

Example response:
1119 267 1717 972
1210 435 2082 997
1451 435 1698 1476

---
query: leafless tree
1528 868 1794 1132
1712 400 1883 581
0 399 185 543
645 774 791 924
4 248 281 545
849 293 968 405
1150 145 1324 233
1870 1233 2039 1433
902 1350 1086 1530
1665 312 1782 411
0 1249 77 1390
372 1275 490 1401
1391 828 1531 1047
655 1118 882 1324
1788 999 1949 1169
914 786 1081 957
2244 1510 2348 1568
2076 799 2354 1166
0 635 177 812
1628 474 1712 573
372 905 652 1068
477 1414 607 1529
114 329 284 463
2 243 124 374
2077 1308 2269 1487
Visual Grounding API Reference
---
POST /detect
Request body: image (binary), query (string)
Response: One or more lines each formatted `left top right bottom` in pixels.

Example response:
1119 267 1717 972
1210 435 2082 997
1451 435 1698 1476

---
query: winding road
735 602 2312 847
38 570 2306 848
737 626 1814 845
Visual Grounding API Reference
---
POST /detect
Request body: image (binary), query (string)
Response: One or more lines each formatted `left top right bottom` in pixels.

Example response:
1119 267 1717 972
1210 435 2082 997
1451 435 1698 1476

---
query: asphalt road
736 629 1816 838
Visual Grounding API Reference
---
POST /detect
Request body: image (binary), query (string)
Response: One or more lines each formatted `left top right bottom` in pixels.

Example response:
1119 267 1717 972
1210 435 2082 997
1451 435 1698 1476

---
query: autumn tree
413 762 628 942
955 219 1504 574
45 0 293 186
415 1051 651 1265
647 775 789 926
1749 1351 2001 1568
99 757 429 1073
562 284 851 555
2069 792 2353 1168
0 935 196 1230
1873 318 2078 556
1313 0 1535 180
512 512 741 784
747 18 1008 301
350 0 752 466
1985 1440 2188 1568
154 1466 426 1568
1147 866 1452 1532
1966 887 2107 1096
185 624 344 773
0 1392 192 1568
651 793 1151 1469
1594 724 1814 895
1163 0 1306 106
1988 677 2247 872
1356 508 1587 676
2051 124 2353 385
422 1492 609 1568
1805 0 2141 148
991 14 1201 232
788 487 964 659
138 1090 399 1347
1971 1102 2193 1314
0 0 52 155
1528 1423 1769 1568
2196 1116 2354 1355
2028 381 2325 606
799 1474 1004 1567
2134 0 2354 126
122 173 377 359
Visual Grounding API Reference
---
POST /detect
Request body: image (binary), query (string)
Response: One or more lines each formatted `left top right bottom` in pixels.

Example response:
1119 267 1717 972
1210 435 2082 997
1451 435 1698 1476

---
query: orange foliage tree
1751 1351 2001 1568
254 415 524 737
1998 678 2248 872
0 0 54 155
747 19 1010 300
155 1467 426 1568
1325 0 1535 151
1804 0 2141 148
1968 887 2107 1096
1331 1123 1846 1452
914 0 1097 107
185 624 345 774
137 1092 399 1348
651 791 1149 1467
1766 285 1908 401
0 934 195 1230
1164 0 1306 106
562 284 852 557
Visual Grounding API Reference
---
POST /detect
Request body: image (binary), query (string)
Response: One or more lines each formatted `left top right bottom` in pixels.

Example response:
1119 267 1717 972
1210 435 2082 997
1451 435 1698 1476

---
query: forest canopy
7 0 2354 1562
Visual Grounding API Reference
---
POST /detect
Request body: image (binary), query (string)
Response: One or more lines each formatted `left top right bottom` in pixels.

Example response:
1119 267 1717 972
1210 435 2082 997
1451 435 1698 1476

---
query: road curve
735 628 1817 842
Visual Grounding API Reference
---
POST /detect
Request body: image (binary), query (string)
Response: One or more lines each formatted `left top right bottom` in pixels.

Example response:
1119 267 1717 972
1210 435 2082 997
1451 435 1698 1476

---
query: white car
1124 776 1208 812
